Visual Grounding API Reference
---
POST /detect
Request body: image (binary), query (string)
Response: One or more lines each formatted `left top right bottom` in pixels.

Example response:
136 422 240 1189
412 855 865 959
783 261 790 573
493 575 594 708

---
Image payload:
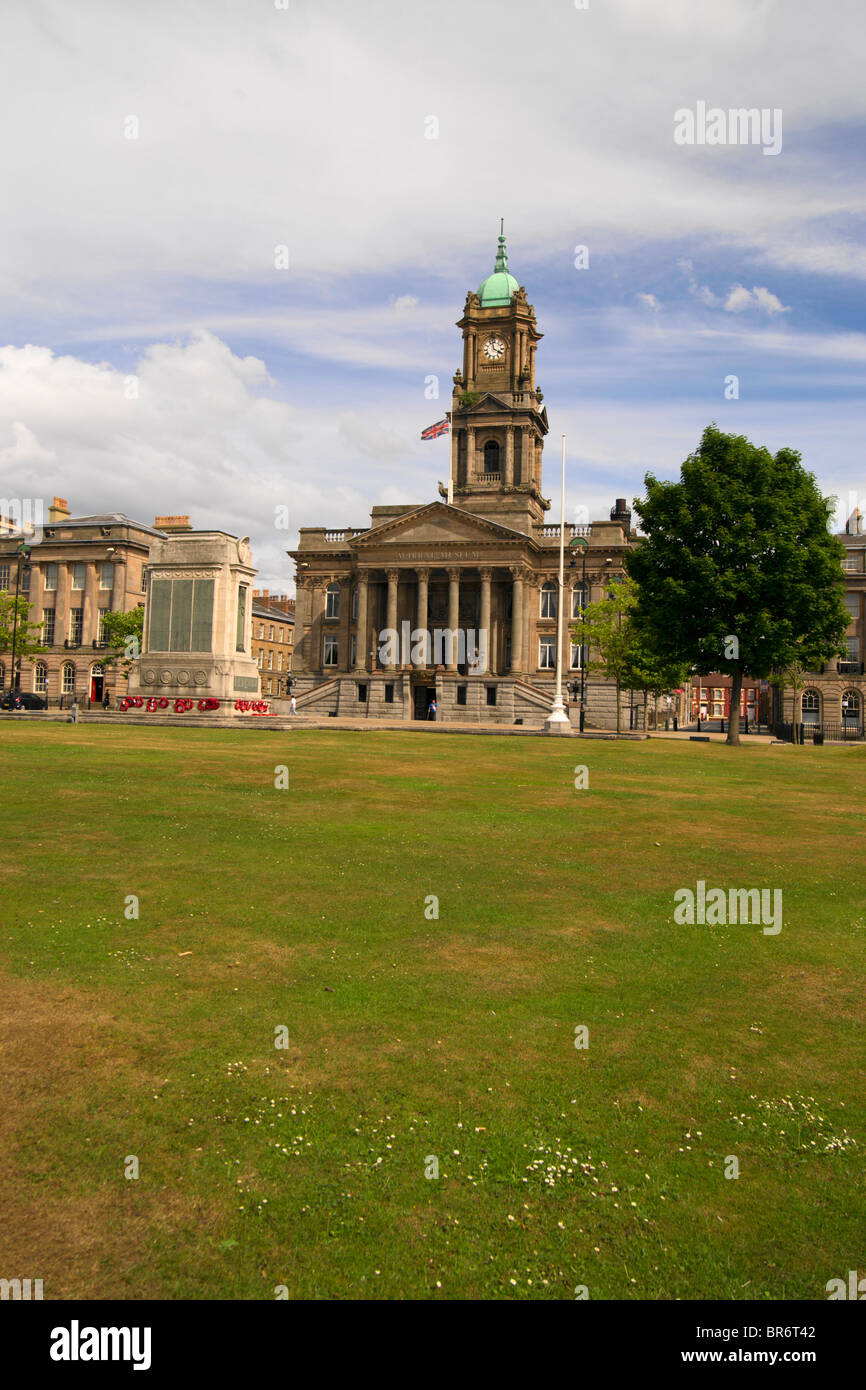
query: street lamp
543 435 571 735
9 540 31 695
569 534 589 731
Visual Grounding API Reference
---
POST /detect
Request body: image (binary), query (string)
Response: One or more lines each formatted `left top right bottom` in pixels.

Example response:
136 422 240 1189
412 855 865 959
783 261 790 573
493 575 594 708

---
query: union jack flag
421 418 450 440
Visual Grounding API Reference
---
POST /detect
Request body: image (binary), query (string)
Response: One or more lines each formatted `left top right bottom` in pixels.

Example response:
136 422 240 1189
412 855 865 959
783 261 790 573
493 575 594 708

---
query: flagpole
544 433 571 735
447 402 454 505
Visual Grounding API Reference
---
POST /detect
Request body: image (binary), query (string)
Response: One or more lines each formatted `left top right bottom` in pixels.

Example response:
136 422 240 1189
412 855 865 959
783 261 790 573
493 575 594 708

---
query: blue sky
1 0 865 589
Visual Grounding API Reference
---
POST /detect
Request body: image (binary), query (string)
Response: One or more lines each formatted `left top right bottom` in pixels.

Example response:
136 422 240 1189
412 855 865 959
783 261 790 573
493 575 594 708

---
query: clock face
483 336 506 361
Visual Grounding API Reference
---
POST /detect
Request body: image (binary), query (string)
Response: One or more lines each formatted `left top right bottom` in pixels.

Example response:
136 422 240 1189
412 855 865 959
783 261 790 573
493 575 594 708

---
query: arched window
841 690 861 727
325 582 340 619
540 580 557 620
801 690 820 725
61 663 75 694
34 662 48 693
483 440 500 475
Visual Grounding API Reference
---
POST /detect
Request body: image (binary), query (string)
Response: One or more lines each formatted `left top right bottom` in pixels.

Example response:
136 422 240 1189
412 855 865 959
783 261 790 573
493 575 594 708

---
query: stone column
385 568 399 672
54 563 71 645
466 427 476 483
415 567 430 667
312 580 327 673
504 427 514 487
509 565 524 674
354 572 368 671
447 567 460 672
478 567 492 675
83 561 99 644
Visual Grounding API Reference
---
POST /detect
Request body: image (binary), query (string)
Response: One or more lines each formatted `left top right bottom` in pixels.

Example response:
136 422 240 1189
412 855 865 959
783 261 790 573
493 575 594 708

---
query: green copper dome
477 230 519 306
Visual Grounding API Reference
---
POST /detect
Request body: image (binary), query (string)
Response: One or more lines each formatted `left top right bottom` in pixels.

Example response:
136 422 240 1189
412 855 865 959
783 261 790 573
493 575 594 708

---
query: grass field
1 723 864 1301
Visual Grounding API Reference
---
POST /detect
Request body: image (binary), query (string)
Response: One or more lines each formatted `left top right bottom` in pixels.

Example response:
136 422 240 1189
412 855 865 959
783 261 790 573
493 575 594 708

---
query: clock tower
447 228 549 535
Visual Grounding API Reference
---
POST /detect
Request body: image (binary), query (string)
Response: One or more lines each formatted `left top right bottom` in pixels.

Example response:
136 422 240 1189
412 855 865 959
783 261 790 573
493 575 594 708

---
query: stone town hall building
289 235 632 726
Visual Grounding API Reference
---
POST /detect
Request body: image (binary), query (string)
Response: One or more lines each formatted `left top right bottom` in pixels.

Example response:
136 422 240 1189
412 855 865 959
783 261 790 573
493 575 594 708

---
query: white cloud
636 293 660 311
392 295 419 313
724 284 789 314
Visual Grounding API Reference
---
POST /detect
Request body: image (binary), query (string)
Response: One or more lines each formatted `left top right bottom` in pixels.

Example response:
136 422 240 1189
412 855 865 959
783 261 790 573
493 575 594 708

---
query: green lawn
1 723 864 1300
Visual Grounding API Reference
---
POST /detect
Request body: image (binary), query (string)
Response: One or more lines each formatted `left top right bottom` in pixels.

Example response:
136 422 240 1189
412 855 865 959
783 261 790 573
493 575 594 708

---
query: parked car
0 690 47 710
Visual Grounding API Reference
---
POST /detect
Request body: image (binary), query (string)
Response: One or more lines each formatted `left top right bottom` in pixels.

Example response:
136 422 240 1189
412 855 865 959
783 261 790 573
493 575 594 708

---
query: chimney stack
49 496 70 523
154 515 193 533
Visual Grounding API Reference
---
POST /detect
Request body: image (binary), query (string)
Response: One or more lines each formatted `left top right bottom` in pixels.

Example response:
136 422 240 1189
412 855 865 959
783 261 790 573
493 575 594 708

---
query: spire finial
494 221 508 273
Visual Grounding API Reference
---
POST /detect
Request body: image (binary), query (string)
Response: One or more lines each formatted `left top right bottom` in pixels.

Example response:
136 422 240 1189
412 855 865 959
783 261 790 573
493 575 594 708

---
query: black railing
773 720 864 744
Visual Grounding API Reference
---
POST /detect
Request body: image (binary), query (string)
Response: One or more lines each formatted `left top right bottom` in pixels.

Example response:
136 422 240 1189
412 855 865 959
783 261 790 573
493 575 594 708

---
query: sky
1 0 865 590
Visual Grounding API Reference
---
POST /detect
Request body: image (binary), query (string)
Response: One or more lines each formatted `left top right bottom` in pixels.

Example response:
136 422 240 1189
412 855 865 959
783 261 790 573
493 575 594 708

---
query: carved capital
479 567 493 582
385 568 400 584
415 567 431 583
447 567 461 583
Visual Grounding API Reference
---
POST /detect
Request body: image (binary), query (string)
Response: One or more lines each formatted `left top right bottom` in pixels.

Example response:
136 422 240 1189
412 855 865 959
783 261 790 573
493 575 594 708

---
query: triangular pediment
352 502 528 548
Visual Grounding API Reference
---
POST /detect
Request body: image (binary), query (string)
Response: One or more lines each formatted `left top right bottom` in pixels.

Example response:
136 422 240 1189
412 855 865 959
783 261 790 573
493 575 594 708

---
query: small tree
623 637 691 733
627 425 849 746
771 659 808 744
99 607 144 679
571 575 638 733
0 591 45 687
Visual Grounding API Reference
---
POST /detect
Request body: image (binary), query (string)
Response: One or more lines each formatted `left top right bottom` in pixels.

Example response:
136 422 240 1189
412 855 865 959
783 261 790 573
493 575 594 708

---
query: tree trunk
643 689 648 733
726 667 743 746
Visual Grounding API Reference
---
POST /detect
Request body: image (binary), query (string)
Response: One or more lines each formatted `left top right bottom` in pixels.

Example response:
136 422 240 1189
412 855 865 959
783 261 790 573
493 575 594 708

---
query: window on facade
257 650 263 668
569 641 586 670
540 581 557 619
326 582 340 619
0 564 9 590
842 690 861 724
352 586 359 621
34 662 48 692
267 651 273 670
571 586 586 619
42 609 55 644
350 636 357 667
43 563 57 591
97 608 109 643
61 663 75 694
100 563 114 590
384 683 394 703
69 609 83 644
844 593 859 619
323 635 338 667
486 685 497 706
266 679 272 694
539 635 556 668
258 623 264 639
269 625 274 641
277 651 283 671
456 684 467 706
483 440 500 475
148 578 215 653
71 563 85 590
358 683 367 702
802 690 820 724
842 556 859 572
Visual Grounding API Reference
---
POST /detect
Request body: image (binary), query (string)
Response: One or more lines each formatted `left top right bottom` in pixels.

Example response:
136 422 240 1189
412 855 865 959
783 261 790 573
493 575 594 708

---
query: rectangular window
97 608 109 643
44 563 58 591
42 609 56 644
571 586 586 619
847 636 860 661
324 635 338 667
842 556 859 572
350 635 357 667
277 651 283 671
259 623 265 639
99 563 114 590
257 650 263 668
269 624 275 641
266 679 272 694
384 683 394 703
844 593 859 619
540 586 557 619
358 683 367 702
539 636 556 669
456 684 467 706
62 665 75 694
486 685 497 706
267 650 273 670
70 609 83 644
71 563 85 590
326 586 340 619
569 641 586 670
0 564 9 590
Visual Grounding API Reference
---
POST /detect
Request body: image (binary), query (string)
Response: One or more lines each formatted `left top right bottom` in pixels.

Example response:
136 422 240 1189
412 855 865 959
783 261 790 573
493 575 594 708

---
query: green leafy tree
99 607 144 675
622 634 691 732
0 590 45 686
626 425 849 746
571 575 640 733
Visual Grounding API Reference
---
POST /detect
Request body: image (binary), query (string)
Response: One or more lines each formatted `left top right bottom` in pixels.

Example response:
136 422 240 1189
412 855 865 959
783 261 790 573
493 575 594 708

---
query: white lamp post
544 434 571 735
